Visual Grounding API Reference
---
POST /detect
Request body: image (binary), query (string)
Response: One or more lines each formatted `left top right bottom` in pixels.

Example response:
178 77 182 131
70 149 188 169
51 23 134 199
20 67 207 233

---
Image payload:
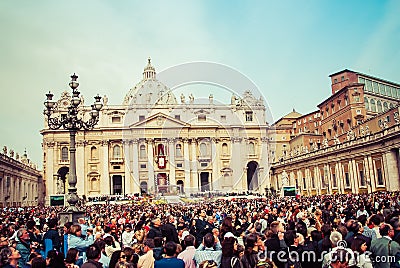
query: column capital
167 138 175 144
132 138 139 144
101 140 109 146
45 141 55 148
261 137 269 143
183 138 190 143
146 138 154 144
232 137 242 143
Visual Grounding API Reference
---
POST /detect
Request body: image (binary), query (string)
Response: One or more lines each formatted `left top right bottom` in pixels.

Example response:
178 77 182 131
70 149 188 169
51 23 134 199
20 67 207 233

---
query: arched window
175 144 182 157
90 146 98 159
139 145 146 159
248 142 255 155
370 99 377 112
383 102 389 112
200 143 207 156
377 100 382 113
222 143 228 155
61 147 68 161
113 145 121 158
157 144 165 156
364 97 370 111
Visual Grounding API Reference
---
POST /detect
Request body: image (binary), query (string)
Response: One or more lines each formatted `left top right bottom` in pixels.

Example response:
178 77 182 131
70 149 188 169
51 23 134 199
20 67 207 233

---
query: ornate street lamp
44 73 102 223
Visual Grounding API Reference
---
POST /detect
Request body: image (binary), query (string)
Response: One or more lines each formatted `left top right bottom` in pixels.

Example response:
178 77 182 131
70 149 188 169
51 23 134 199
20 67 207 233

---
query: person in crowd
121 226 134 249
104 236 121 258
82 244 103 268
16 228 31 268
63 222 73 257
147 219 162 241
0 247 21 268
68 224 94 267
152 237 163 261
46 249 66 268
138 239 155 268
221 236 241 268
194 233 222 268
177 234 196 268
351 238 372 268
31 257 47 268
371 223 400 268
161 215 179 244
43 218 61 255
65 248 80 268
154 241 184 268
94 239 110 268
108 250 122 268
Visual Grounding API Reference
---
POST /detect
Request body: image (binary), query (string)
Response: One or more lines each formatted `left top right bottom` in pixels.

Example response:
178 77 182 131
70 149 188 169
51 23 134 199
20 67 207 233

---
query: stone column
337 162 345 194
183 139 191 192
211 138 219 191
367 155 376 192
76 140 86 197
147 139 155 193
190 139 198 192
351 159 359 193
123 140 131 194
325 164 332 194
232 137 242 191
385 150 400 190
101 140 110 194
168 139 176 187
45 141 55 199
259 137 269 192
132 139 140 193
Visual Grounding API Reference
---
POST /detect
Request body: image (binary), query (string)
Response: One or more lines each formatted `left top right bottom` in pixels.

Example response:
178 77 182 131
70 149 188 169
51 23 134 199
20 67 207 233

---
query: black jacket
147 225 163 239
161 223 179 243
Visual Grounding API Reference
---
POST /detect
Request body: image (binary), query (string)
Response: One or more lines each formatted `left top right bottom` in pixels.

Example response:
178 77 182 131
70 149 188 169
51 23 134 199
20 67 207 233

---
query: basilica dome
123 58 177 106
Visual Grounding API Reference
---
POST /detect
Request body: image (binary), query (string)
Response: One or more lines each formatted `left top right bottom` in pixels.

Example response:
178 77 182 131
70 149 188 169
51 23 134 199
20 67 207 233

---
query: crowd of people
0 191 400 268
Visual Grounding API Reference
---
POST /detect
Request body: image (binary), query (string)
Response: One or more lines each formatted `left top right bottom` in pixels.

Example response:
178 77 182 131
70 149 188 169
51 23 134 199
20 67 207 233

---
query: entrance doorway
140 181 148 194
200 172 210 192
112 175 123 195
177 180 184 194
247 161 258 191
157 173 168 193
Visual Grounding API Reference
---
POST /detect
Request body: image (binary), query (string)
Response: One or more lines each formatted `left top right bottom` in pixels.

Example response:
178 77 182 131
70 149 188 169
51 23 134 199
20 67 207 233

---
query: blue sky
0 0 399 166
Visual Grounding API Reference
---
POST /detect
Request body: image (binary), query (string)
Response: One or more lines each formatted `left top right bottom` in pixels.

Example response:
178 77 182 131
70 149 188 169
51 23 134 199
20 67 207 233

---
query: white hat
224 232 236 239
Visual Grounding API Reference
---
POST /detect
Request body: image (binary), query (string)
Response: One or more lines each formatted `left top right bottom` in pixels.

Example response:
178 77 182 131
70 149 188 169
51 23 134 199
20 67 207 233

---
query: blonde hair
69 224 82 236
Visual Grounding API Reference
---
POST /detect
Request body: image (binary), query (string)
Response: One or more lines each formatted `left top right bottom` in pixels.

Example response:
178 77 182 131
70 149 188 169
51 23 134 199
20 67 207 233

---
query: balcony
110 158 124 164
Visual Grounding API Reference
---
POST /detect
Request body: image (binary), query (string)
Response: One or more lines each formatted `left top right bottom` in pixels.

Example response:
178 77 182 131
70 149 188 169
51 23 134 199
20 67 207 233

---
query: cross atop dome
143 57 156 80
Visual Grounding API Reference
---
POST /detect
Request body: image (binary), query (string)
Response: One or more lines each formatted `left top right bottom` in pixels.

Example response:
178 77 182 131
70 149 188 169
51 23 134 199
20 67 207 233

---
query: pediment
131 113 190 128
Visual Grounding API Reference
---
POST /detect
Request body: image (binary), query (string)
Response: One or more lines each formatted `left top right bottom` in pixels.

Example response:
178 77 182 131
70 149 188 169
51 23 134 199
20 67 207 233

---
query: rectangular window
332 173 337 188
139 115 145 121
303 178 307 189
345 172 350 187
198 114 206 121
176 163 183 168
359 170 366 186
175 115 181 120
112 116 121 123
113 166 121 170
341 76 345 81
201 162 208 167
140 164 147 169
245 111 253 122
375 159 384 185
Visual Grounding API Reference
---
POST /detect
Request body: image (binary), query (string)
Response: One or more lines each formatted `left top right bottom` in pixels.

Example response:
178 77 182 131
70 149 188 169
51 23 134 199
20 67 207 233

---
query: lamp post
44 73 102 223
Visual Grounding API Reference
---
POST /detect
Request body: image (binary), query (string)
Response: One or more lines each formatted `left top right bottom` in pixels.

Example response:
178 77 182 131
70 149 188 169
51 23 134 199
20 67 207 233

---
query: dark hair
94 239 106 251
311 230 322 242
48 219 58 229
203 233 215 248
357 215 367 225
123 247 135 262
31 256 47 268
0 247 12 266
351 238 366 253
244 233 257 255
184 234 195 247
331 248 350 264
321 224 333 236
26 220 36 230
104 236 116 247
284 230 297 246
109 250 122 268
154 237 163 247
379 224 392 236
222 237 236 257
164 241 177 257
143 238 155 248
65 248 78 264
46 250 65 268
86 244 101 260
370 215 382 226
64 222 73 234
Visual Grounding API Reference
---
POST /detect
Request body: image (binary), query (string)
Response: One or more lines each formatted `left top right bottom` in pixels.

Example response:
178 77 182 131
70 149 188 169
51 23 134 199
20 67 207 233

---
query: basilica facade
41 59 270 202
